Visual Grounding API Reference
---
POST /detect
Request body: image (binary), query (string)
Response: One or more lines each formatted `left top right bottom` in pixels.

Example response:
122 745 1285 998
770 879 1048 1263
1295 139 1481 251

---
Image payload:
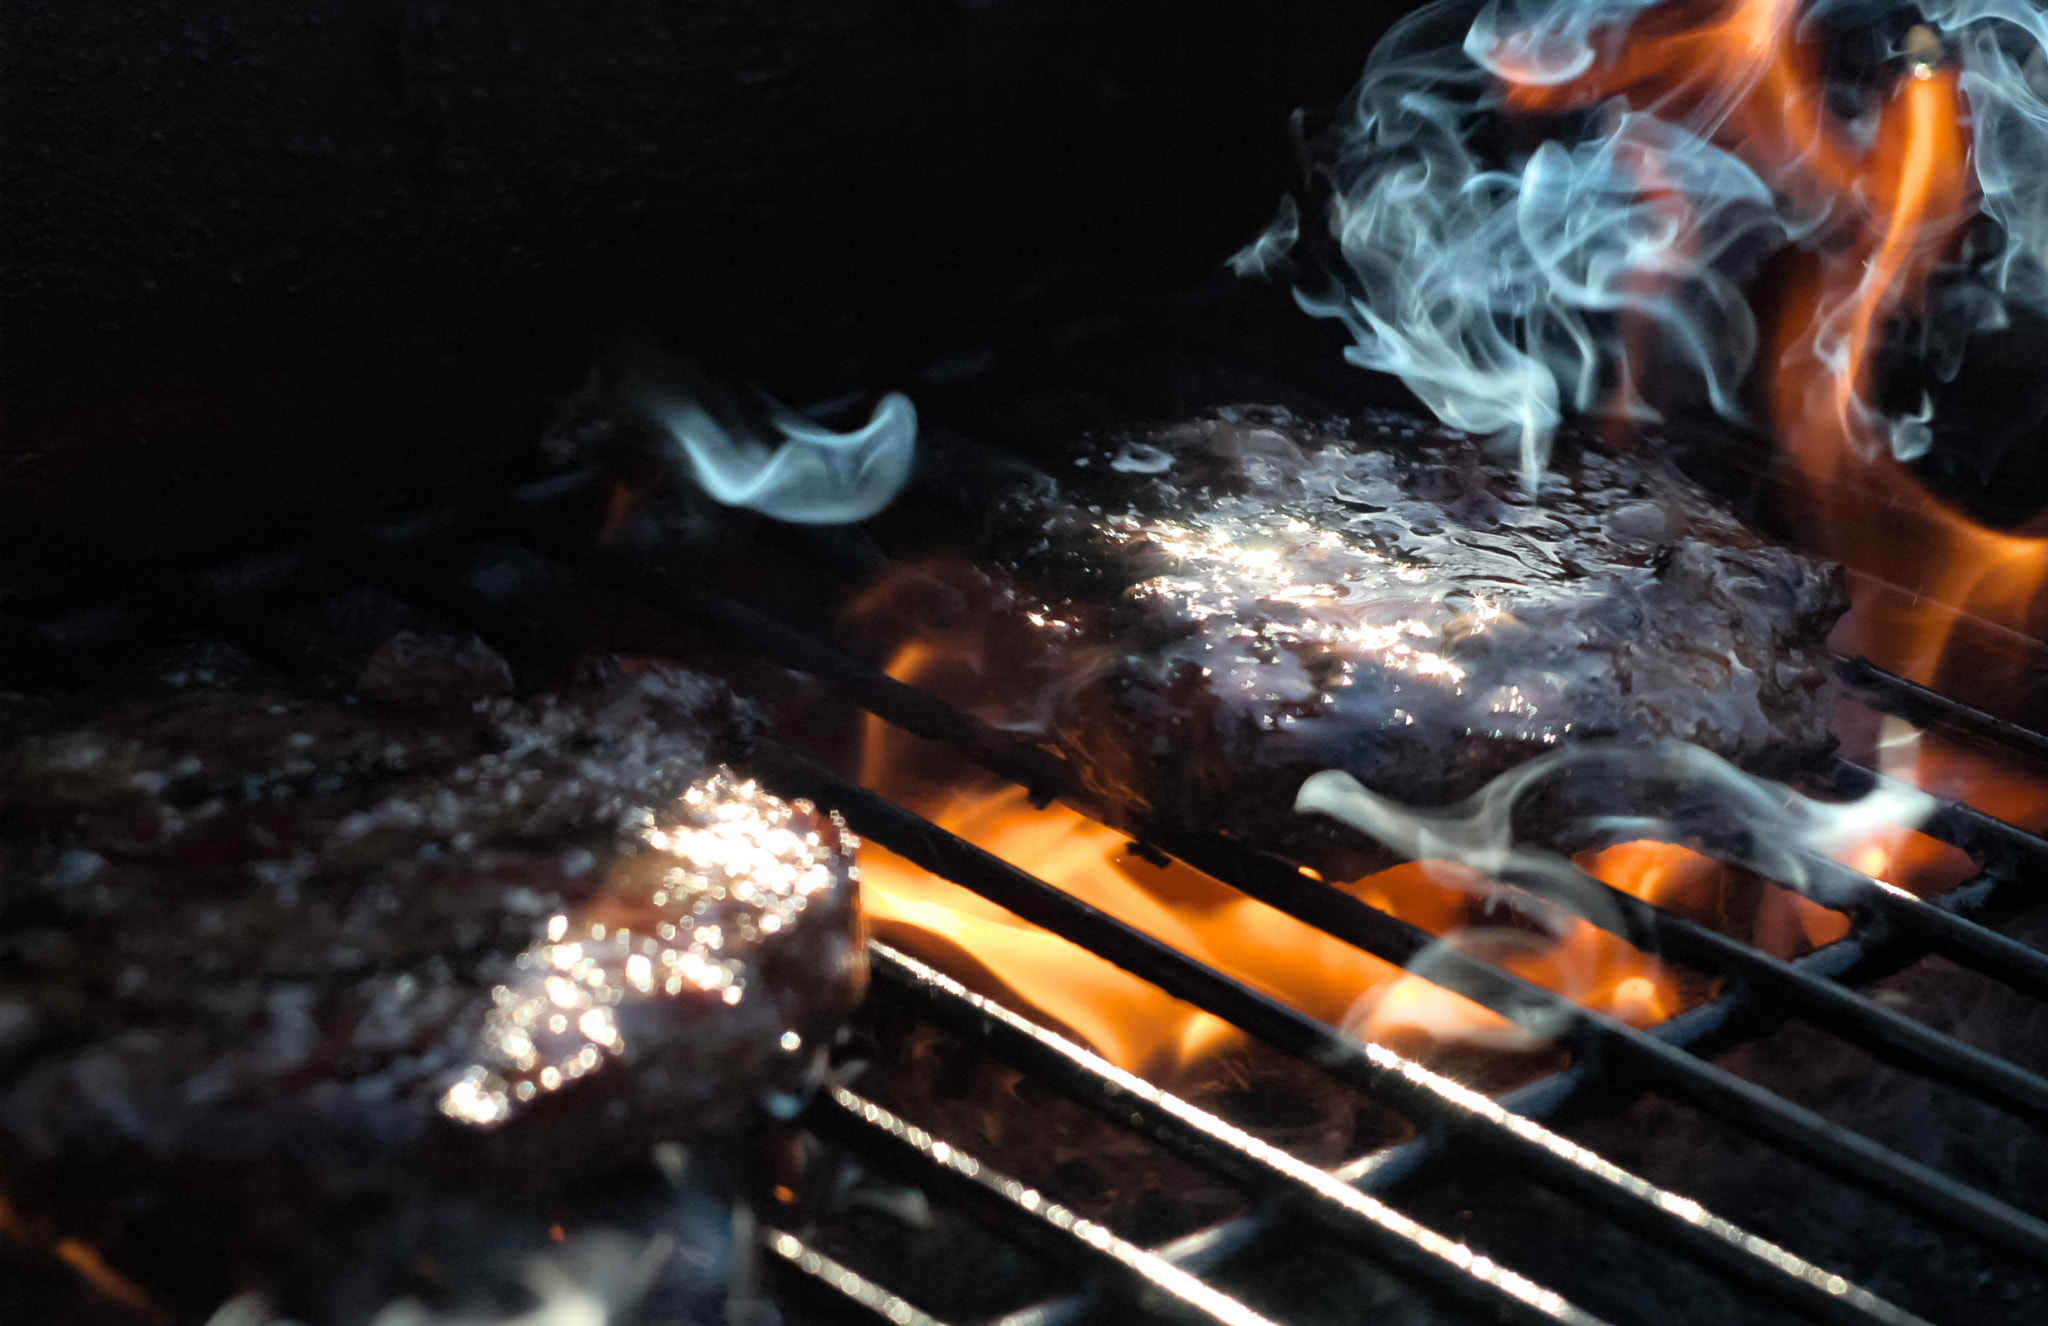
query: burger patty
892 406 1845 854
0 652 861 1319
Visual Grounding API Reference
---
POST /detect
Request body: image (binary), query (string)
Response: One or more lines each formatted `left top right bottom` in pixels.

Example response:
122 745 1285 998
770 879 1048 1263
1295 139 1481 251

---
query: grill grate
7 465 2048 1324
752 746 1995 1326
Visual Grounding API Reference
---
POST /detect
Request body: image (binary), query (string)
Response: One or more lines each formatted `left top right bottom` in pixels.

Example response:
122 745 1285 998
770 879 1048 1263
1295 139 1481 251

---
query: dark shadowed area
2 0 1410 560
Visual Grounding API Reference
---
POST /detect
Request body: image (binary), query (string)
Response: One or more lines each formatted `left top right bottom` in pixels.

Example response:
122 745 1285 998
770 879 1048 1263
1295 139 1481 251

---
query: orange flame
0 1197 159 1320
856 635 1704 1076
1769 64 2048 688
845 2 2048 1074
1579 838 1851 953
1499 4 2048 689
859 788 1387 1072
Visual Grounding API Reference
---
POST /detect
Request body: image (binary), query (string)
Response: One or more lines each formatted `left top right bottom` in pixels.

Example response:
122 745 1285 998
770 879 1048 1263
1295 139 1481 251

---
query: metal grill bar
1502 868 2048 1127
1763 847 2048 1002
764 1229 952 1326
868 939 1920 1326
811 1086 1282 1326
1084 819 2048 1246
1021 1017 1855 1326
866 942 1606 1326
1812 758 2048 920
990 1091 1449 1326
752 742 2017 1305
1832 653 2048 766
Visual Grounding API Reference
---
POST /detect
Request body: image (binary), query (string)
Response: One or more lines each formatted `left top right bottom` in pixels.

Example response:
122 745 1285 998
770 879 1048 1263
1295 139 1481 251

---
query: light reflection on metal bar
763 1227 950 1326
1808 762 2048 999
1833 652 2048 766
1137 813 2048 1217
870 941 1615 1326
758 744 2048 1268
1455 853 2048 1129
821 1085 1282 1326
871 937 1923 1326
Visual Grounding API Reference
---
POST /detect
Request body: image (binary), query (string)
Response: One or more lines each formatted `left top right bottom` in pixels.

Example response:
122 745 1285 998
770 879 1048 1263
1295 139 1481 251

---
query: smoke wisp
1296 0 2048 481
646 388 918 526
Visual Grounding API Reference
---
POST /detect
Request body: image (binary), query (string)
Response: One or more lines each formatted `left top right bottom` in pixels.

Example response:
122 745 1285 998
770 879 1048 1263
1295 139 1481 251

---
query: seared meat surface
0 654 861 1320
892 408 1844 853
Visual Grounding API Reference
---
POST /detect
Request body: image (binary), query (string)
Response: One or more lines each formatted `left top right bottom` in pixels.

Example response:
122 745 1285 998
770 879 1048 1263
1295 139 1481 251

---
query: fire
1494 0 2048 895
1495 2 2048 689
1578 838 1852 953
1770 61 2048 689
857 787 1383 1072
844 1 2048 1081
856 638 1703 1077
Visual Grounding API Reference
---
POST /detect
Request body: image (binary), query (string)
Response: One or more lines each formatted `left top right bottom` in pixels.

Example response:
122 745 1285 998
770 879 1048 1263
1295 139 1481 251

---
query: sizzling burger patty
911 407 1844 852
0 656 860 1317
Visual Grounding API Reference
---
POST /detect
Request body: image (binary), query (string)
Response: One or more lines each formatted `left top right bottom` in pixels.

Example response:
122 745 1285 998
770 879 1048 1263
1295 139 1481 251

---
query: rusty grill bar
7 468 2048 1324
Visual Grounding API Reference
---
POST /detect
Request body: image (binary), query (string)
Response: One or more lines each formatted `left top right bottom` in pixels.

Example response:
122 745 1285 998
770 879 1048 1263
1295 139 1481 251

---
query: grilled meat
0 653 861 1319
879 408 1845 855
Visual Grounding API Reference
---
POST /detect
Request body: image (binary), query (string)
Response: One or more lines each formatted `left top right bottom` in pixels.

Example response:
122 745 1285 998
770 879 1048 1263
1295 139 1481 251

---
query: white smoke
1226 193 1303 277
648 390 918 525
1463 0 1665 87
1295 738 1935 921
1297 0 2048 480
1936 0 2048 306
1294 737 1935 1048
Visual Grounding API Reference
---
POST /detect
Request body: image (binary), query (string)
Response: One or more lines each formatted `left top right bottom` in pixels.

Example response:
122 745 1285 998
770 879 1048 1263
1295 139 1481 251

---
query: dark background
2 1 1410 560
